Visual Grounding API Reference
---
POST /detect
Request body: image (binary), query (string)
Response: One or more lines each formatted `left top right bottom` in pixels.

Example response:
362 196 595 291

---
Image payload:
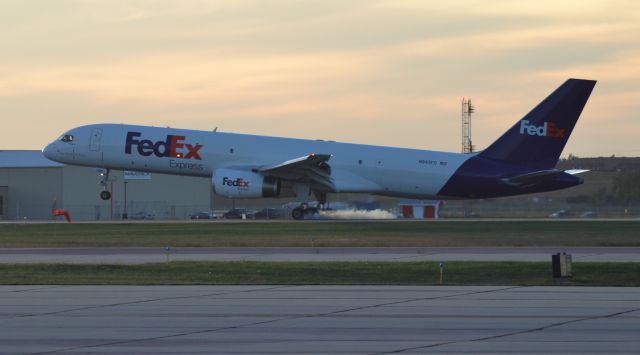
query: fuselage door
89 128 103 152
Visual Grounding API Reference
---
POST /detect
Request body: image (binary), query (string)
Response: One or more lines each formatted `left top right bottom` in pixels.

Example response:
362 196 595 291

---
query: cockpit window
59 134 74 143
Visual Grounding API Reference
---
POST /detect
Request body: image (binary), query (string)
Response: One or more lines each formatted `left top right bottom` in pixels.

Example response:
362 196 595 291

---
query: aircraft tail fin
479 79 596 170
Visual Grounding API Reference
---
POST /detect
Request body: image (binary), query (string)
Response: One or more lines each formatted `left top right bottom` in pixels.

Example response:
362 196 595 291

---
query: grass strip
1 220 639 247
1 261 639 286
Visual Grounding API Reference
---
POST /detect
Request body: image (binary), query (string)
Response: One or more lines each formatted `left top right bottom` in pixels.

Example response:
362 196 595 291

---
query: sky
1 0 639 157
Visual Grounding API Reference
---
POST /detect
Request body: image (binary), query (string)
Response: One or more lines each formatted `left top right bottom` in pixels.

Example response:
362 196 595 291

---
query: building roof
0 150 65 168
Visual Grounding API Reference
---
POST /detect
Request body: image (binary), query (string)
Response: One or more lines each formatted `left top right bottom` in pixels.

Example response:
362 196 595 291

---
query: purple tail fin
479 79 596 169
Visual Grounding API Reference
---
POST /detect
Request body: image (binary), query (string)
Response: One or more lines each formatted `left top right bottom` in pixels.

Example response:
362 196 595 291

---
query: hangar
0 150 212 221
0 150 398 221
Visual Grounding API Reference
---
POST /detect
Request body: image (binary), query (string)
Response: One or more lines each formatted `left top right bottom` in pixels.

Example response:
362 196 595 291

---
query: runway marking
27 285 522 354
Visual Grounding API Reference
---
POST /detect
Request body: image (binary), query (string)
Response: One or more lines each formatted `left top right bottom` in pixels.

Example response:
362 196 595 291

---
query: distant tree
566 195 590 204
594 187 608 204
612 173 640 203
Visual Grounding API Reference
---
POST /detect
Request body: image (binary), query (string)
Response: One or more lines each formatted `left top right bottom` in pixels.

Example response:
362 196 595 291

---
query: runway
0 285 638 354
1 246 640 264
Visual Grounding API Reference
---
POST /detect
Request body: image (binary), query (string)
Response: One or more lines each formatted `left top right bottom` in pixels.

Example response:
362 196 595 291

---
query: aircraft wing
259 153 334 190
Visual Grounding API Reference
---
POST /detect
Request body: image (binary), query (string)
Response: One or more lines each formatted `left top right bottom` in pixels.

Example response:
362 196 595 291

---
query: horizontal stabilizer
565 169 589 175
501 169 565 187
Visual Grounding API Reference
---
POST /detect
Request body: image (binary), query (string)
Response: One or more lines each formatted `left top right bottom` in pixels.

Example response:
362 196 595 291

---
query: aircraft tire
305 208 319 219
100 191 111 200
291 208 304 220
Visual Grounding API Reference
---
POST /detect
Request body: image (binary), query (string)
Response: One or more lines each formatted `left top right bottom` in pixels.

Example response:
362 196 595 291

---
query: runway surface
0 285 638 354
1 247 640 264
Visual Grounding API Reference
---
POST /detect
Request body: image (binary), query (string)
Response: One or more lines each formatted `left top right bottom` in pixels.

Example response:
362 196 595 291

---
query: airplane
43 78 596 219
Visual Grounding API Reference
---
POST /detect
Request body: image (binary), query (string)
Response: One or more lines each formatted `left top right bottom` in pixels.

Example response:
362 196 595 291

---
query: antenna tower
461 98 475 153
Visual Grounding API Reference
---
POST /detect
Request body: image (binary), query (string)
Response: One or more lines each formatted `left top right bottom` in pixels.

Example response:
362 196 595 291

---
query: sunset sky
2 0 639 157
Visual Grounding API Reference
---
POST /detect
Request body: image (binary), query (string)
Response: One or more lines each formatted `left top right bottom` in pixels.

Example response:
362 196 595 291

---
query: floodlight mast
461 98 476 218
461 98 475 153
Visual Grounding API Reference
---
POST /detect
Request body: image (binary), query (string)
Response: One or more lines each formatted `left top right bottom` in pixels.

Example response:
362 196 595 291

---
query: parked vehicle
189 211 215 219
580 211 598 218
223 208 254 219
549 210 569 218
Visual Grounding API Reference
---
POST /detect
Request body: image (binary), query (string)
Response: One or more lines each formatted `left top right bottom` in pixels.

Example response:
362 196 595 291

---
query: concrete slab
0 286 637 354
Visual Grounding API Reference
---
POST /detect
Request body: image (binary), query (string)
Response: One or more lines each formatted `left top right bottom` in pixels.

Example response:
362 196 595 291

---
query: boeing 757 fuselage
43 79 596 219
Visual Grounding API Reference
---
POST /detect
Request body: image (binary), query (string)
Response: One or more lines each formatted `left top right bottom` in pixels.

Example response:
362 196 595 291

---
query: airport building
0 151 212 221
0 150 401 221
398 200 442 219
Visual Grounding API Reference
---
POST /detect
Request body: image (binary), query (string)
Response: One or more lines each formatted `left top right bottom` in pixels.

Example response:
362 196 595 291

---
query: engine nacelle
213 169 280 198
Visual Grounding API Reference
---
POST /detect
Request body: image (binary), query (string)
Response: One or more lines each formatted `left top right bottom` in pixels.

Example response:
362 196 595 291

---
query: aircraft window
60 134 74 143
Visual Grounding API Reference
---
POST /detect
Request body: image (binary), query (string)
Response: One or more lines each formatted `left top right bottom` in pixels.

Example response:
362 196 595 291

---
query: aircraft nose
42 142 55 160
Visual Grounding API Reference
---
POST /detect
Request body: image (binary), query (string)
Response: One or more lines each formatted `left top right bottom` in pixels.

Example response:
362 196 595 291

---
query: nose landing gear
100 190 111 200
98 168 112 200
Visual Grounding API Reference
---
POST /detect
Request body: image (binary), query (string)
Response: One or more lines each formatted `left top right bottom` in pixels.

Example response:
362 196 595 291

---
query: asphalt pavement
1 246 639 264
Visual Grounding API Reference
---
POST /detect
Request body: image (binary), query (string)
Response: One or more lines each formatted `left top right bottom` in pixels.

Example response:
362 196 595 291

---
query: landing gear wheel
98 168 111 200
306 208 319 219
292 208 304 220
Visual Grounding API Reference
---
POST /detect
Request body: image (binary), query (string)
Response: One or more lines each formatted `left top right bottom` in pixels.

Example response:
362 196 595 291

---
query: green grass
1 261 638 286
0 220 639 247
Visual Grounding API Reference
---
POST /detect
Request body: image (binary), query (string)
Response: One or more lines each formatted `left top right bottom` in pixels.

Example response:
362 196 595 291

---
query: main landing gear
291 191 327 220
99 168 111 200
291 203 319 220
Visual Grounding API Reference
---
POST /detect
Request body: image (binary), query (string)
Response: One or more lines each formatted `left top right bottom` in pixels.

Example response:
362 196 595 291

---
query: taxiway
1 246 639 264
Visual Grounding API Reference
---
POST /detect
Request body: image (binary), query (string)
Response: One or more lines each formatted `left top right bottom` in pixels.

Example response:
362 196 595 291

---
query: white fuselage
43 124 473 199
42 80 596 204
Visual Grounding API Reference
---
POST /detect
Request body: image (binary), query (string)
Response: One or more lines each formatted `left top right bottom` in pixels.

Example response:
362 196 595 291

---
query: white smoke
318 209 397 220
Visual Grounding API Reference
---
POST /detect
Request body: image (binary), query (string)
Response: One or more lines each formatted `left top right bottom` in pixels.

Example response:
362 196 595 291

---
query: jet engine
213 169 280 198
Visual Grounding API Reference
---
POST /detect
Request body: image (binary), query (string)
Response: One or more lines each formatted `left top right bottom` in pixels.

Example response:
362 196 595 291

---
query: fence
3 200 639 221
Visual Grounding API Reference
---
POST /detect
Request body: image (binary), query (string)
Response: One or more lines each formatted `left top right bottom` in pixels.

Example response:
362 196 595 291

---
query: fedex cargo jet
43 79 596 219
